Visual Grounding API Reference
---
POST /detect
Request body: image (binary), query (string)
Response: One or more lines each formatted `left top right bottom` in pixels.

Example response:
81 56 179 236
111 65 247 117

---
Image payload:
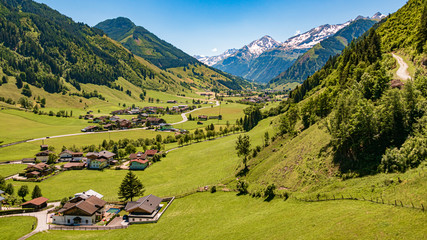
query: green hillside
95 17 252 91
269 18 378 89
95 17 198 69
251 0 427 186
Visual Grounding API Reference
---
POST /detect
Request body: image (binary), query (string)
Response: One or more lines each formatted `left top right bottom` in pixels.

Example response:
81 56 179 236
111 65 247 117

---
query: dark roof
36 150 52 156
124 194 162 213
22 197 48 206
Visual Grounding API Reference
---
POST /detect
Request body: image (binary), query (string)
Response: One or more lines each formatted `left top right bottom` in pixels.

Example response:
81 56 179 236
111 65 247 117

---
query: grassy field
0 109 88 144
0 129 174 162
0 164 26 177
5 117 277 201
31 192 427 240
0 216 36 240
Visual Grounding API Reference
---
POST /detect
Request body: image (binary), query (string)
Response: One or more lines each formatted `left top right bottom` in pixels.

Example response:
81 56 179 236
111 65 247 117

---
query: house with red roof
129 159 149 170
21 197 48 209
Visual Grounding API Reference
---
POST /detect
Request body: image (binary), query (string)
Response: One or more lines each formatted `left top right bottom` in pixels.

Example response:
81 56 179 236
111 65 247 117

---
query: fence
294 194 425 212
49 225 128 231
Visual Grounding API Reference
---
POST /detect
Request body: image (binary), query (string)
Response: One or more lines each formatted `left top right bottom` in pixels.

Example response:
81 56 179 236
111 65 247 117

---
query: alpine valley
0 0 426 239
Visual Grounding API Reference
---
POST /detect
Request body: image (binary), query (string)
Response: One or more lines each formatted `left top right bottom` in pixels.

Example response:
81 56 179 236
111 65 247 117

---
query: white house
52 195 106 225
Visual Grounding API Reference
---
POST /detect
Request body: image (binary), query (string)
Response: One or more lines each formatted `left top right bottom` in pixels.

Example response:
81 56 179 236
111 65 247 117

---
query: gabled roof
0 190 4 194
0 196 5 201
59 195 105 216
145 149 158 156
124 194 162 214
35 150 52 156
129 152 147 160
22 197 48 206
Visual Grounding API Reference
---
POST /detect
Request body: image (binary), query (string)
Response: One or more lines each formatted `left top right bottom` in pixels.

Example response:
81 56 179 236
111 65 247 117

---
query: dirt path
392 53 411 80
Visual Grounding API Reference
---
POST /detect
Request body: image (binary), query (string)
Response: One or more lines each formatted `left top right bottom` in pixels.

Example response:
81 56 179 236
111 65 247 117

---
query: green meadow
0 216 36 240
0 164 27 177
0 109 88 145
5 117 276 201
31 192 427 240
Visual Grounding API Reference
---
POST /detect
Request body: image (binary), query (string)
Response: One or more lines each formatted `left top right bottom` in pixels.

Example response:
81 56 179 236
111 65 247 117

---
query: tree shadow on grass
264 195 275 202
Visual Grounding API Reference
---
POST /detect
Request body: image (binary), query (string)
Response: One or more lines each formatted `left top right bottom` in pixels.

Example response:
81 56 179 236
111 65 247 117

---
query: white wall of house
53 215 96 225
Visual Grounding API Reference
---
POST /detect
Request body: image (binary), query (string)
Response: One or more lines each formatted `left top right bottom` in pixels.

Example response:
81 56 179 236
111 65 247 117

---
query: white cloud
211 48 218 52
295 30 301 35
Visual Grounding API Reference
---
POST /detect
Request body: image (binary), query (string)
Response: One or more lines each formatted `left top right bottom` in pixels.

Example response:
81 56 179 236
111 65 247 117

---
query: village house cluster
16 146 163 181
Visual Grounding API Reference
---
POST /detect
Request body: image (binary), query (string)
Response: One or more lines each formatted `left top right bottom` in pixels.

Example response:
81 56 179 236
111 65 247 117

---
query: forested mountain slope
250 0 427 191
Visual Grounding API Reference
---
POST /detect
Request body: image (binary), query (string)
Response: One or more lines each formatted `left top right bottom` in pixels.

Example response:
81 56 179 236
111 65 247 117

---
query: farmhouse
86 151 116 169
63 162 86 170
21 197 48 210
145 149 158 158
35 150 53 162
25 163 53 178
129 159 149 170
81 126 98 132
59 150 83 162
124 194 163 223
53 195 106 225
146 117 166 125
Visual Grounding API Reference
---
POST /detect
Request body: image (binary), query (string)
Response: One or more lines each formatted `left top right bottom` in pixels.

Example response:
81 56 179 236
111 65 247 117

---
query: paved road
171 100 220 125
0 202 61 240
392 53 411 80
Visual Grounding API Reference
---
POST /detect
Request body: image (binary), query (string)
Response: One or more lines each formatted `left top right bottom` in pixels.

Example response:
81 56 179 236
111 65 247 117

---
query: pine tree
118 171 145 201
32 185 42 199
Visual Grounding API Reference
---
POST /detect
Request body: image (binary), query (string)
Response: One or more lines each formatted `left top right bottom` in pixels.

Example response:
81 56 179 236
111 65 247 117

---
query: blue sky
34 0 407 56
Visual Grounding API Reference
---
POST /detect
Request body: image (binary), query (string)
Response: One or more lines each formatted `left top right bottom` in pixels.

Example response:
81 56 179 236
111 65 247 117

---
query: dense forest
271 0 427 176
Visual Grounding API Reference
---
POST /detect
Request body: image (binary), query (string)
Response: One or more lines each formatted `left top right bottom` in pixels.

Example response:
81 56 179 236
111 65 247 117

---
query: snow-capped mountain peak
246 35 282 56
280 22 350 50
194 48 237 66
371 12 386 19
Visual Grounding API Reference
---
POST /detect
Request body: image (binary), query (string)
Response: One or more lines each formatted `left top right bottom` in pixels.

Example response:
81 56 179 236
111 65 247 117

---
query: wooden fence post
422 204 425 211
394 200 397 206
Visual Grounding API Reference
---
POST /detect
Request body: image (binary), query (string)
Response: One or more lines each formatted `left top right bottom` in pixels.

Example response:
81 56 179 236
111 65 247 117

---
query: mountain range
198 13 386 84
269 18 380 89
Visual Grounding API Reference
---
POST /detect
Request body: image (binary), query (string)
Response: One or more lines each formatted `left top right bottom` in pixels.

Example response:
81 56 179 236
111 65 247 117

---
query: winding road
392 53 411 81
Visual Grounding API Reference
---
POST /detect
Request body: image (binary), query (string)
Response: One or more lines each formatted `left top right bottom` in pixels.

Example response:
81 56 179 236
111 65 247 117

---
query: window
86 220 88 224
67 219 70 224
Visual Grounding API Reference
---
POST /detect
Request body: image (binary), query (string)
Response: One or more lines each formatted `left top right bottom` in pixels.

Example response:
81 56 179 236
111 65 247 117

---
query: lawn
30 192 427 240
0 164 27 177
0 216 36 240
6 117 277 201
